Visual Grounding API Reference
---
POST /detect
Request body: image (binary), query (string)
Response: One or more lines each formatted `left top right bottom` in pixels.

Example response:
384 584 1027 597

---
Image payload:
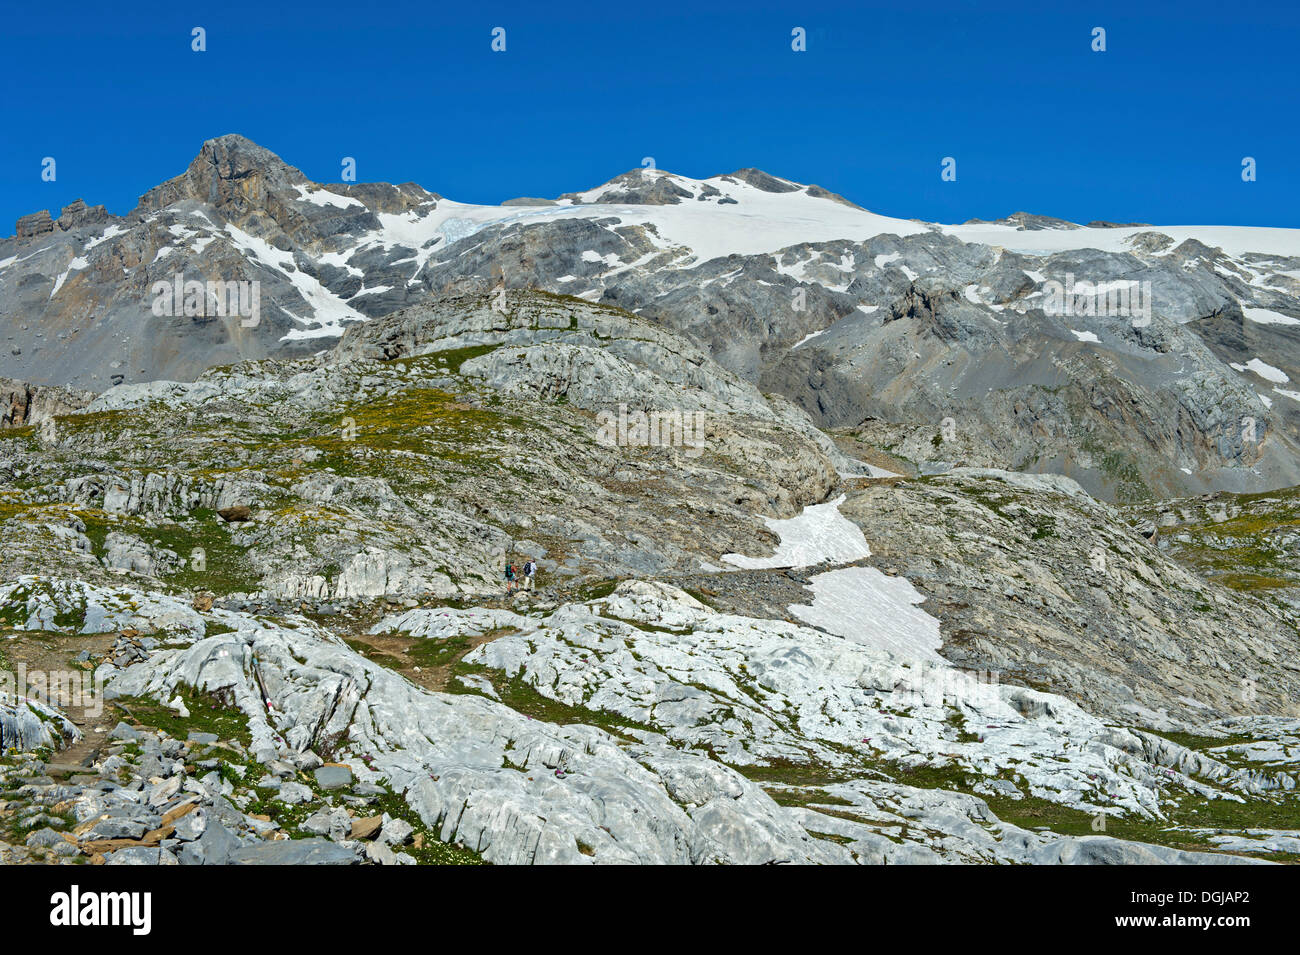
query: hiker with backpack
522 558 537 591
505 562 517 594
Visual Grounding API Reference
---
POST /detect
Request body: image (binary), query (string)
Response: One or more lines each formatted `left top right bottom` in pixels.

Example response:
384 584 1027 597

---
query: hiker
505 563 517 594
522 558 537 591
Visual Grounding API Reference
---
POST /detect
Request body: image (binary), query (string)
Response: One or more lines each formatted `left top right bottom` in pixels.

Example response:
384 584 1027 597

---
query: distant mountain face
4 134 1300 500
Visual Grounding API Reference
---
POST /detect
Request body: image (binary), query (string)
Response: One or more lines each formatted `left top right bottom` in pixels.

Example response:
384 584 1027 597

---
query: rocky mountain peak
559 169 698 205
134 134 310 218
962 211 1081 231
722 168 801 193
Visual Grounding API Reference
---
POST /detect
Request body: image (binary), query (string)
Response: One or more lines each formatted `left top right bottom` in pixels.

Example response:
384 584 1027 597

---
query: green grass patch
449 662 653 740
390 343 501 375
114 689 253 748
736 759 860 788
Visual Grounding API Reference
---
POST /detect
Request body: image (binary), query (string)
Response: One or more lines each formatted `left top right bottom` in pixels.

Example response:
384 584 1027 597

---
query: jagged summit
133 134 311 216
726 167 801 193
554 164 866 210
962 211 1082 231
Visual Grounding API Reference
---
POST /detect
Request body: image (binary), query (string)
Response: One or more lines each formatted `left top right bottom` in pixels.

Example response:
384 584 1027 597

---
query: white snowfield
720 494 943 659
721 493 872 569
790 566 944 663
1234 358 1290 384
1244 306 1300 326
720 496 938 660
942 222 1300 259
334 183 923 279
341 168 1300 272
293 183 364 210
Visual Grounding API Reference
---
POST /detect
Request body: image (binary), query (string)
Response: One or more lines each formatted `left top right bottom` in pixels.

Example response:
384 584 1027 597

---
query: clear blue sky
2 0 1295 231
